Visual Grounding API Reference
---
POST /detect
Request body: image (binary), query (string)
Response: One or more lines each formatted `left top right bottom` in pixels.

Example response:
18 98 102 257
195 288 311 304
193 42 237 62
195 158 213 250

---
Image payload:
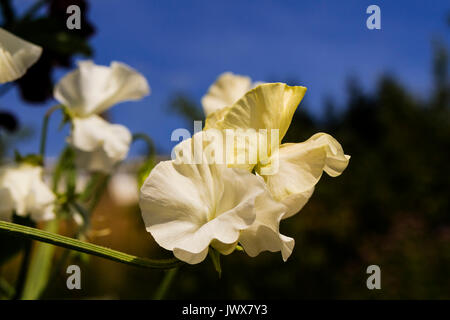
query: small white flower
108 173 139 206
139 133 293 264
0 28 42 83
0 163 55 222
54 60 150 117
201 72 262 116
68 115 132 173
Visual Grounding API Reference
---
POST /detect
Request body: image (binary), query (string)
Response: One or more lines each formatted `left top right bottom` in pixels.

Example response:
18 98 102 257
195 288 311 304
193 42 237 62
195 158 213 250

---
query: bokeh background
0 0 449 299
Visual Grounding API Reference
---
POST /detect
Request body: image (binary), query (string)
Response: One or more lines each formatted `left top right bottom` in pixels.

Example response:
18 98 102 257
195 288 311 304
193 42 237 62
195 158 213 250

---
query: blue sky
2 0 449 156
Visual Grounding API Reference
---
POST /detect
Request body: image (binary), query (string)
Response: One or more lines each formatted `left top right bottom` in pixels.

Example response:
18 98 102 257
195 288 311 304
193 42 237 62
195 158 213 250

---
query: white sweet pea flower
108 173 139 206
54 60 150 117
201 72 263 116
139 133 294 264
205 83 350 218
68 115 132 173
0 28 42 83
262 133 350 218
0 163 55 222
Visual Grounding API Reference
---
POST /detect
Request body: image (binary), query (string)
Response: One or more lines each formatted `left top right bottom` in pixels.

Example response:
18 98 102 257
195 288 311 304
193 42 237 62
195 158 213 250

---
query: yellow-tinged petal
205 83 306 142
204 83 306 172
258 133 350 218
202 72 253 116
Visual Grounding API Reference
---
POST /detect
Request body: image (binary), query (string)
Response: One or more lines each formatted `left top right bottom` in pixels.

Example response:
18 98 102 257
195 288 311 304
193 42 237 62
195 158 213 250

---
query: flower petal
259 133 350 218
205 83 306 143
240 194 294 261
54 60 150 116
139 133 272 264
27 176 55 222
0 28 42 83
201 72 252 116
0 164 55 222
69 115 132 173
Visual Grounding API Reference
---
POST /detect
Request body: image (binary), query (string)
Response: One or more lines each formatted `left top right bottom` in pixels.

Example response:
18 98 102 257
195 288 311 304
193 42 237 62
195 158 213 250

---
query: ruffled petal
205 83 306 143
259 133 350 218
201 72 252 116
139 133 272 264
239 194 294 261
69 115 131 173
27 170 56 222
54 60 150 116
204 83 306 172
0 164 55 222
0 28 42 83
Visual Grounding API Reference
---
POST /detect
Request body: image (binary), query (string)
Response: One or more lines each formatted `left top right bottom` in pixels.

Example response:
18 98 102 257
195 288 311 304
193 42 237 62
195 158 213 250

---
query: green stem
20 219 59 300
132 133 156 156
88 174 110 212
153 268 178 300
70 202 91 234
209 247 222 278
39 105 63 160
0 221 182 270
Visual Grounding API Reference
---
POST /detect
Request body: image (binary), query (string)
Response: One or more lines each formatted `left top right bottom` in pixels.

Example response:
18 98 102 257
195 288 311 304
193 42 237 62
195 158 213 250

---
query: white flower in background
0 163 55 222
54 60 150 173
109 173 139 206
54 60 150 117
205 82 350 218
139 133 294 264
201 72 263 116
68 115 132 173
0 28 42 83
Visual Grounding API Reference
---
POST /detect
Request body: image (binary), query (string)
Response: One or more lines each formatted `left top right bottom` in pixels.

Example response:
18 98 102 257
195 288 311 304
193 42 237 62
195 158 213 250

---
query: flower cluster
0 28 149 223
54 60 150 173
139 72 350 264
1 28 349 268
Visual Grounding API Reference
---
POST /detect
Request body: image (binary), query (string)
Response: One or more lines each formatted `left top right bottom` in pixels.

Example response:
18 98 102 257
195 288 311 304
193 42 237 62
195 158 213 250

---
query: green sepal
208 247 222 278
14 150 43 167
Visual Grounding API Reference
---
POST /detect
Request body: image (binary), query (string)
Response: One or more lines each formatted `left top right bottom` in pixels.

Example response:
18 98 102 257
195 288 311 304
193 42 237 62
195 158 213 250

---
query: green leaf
0 221 182 270
21 219 59 300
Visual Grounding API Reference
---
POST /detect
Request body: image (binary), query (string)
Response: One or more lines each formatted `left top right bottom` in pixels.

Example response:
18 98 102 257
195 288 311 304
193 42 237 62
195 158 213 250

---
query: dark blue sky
2 0 449 156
